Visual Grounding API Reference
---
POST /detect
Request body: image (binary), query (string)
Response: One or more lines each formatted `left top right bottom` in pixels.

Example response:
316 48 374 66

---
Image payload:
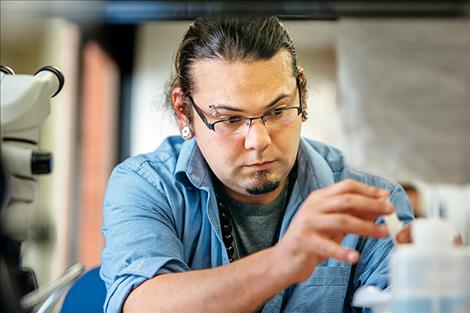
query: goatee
245 170 280 195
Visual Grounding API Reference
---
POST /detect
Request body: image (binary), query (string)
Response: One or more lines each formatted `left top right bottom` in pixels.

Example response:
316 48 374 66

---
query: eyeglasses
188 78 303 136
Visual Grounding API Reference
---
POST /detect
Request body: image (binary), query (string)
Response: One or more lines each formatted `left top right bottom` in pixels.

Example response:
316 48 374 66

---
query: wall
130 21 341 156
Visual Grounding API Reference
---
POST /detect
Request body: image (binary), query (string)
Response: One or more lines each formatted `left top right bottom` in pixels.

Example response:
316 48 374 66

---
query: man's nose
244 119 271 152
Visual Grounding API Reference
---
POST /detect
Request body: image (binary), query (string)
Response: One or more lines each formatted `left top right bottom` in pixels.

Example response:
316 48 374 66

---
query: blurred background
1 0 469 302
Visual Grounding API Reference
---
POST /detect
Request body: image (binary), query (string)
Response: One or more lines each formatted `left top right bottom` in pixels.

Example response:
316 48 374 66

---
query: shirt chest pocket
282 266 351 313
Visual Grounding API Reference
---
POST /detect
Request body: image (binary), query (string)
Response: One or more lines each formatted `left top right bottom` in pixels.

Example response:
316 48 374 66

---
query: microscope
1 66 83 313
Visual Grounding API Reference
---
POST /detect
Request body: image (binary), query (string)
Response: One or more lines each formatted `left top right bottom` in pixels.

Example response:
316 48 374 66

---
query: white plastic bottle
390 219 470 313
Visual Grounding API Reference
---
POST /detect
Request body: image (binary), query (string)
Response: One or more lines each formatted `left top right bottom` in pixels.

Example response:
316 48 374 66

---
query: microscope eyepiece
0 65 15 75
34 66 65 98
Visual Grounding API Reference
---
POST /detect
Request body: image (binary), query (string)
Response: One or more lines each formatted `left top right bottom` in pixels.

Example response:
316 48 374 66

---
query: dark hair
165 16 300 117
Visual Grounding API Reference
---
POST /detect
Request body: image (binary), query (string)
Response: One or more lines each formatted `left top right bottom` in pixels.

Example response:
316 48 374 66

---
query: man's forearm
123 247 293 313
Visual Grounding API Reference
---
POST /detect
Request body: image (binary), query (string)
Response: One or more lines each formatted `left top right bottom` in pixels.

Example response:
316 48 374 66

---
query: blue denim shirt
101 136 414 313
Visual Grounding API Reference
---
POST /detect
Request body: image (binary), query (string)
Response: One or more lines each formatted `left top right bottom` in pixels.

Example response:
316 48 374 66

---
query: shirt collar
175 138 211 189
175 137 339 194
294 138 337 199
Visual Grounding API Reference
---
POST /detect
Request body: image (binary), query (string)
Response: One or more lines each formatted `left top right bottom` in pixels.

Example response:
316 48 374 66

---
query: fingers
311 214 389 238
309 193 394 220
396 224 412 243
321 179 389 199
309 235 360 263
281 179 397 274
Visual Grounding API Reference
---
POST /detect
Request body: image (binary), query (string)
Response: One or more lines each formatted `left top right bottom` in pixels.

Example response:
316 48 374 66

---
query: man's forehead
190 50 296 103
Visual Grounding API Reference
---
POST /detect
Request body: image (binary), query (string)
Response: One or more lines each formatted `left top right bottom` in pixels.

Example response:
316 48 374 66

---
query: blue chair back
60 266 106 313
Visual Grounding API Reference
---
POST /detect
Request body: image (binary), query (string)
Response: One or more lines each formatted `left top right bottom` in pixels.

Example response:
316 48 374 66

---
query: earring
181 125 192 139
302 108 309 121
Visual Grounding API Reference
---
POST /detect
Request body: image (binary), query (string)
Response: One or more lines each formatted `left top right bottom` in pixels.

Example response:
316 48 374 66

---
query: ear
172 87 193 137
297 66 308 121
172 88 194 139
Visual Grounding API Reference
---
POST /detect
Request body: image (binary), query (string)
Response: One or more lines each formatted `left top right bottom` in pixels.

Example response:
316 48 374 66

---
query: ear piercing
181 125 192 139
302 108 309 121
208 104 220 117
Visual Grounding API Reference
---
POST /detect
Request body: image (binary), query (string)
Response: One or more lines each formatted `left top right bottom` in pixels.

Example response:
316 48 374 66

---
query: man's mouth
244 160 276 170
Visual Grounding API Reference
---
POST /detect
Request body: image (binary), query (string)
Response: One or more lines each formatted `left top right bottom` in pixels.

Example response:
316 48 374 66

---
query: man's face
189 50 303 204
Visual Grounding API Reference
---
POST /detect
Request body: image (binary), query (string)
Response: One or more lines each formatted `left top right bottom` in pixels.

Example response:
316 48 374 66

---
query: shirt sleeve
348 184 415 312
100 161 190 313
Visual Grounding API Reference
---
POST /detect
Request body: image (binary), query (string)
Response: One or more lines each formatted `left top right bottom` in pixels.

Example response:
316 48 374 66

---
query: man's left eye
269 108 285 116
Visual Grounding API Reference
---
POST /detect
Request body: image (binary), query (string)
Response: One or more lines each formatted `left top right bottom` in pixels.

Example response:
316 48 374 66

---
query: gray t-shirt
218 184 288 259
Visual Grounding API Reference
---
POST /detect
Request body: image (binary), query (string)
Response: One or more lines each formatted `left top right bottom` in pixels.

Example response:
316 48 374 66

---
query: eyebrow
208 92 292 113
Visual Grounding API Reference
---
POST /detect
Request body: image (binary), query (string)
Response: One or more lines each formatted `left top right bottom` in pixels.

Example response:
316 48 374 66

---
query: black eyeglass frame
187 76 303 132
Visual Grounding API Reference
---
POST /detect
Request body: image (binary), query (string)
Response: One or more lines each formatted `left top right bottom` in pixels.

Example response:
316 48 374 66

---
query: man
400 183 424 218
101 16 413 313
